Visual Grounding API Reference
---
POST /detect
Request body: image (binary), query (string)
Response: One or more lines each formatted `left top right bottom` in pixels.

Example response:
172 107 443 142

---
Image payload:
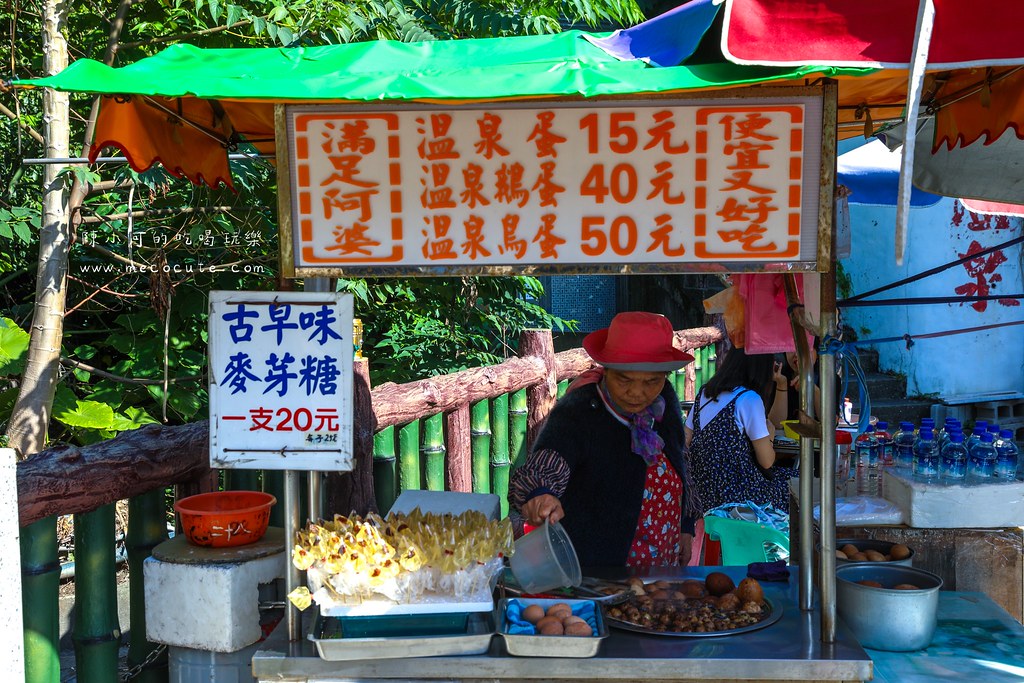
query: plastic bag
813 496 905 527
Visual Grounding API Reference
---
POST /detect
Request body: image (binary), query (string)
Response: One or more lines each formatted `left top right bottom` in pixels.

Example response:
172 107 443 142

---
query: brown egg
717 592 741 611
741 601 763 614
546 603 573 619
836 550 849 559
736 578 764 604
536 615 564 635
892 583 920 590
563 621 593 637
850 552 869 561
705 571 736 597
522 604 545 624
653 580 672 590
680 580 706 598
561 615 587 627
890 544 912 560
856 580 883 588
864 550 887 562
841 544 860 556
650 589 671 600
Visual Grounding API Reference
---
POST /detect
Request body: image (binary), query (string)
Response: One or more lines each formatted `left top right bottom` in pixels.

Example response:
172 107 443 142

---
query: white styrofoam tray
320 596 494 617
883 469 1024 528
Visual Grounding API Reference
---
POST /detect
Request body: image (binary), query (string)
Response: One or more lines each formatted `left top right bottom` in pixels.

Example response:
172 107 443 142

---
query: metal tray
498 598 608 657
310 609 495 661
604 596 782 638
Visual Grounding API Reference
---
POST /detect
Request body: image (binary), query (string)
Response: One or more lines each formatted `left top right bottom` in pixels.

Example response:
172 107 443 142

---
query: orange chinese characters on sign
295 113 404 264
420 114 461 261
694 107 803 259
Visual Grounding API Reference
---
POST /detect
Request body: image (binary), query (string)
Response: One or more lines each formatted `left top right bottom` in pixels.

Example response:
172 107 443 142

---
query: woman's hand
521 494 565 527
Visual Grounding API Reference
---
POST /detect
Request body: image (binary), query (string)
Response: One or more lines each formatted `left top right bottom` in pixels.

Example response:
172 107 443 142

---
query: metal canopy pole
818 275 838 643
783 275 816 613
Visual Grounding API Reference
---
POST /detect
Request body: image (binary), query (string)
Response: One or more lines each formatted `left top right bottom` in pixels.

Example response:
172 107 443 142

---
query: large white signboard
208 291 353 470
281 90 827 276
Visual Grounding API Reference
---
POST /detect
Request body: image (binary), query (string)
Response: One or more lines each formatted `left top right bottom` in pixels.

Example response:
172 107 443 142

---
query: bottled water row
853 417 1020 493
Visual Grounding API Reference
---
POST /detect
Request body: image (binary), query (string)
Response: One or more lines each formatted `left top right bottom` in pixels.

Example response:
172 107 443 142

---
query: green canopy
18 31 859 101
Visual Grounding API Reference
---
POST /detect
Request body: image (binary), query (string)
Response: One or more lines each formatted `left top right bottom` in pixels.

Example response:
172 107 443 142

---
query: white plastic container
509 520 581 593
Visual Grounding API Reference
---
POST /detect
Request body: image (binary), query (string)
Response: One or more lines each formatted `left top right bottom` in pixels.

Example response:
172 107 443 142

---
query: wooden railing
16 325 722 681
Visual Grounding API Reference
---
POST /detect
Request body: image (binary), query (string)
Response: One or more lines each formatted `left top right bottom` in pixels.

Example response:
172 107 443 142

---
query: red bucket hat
583 312 694 372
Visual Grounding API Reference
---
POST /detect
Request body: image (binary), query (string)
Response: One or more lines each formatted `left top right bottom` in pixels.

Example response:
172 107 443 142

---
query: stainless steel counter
253 566 873 682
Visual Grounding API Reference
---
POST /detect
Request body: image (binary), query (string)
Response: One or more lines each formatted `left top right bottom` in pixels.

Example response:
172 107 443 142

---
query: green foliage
340 275 576 384
0 0 619 445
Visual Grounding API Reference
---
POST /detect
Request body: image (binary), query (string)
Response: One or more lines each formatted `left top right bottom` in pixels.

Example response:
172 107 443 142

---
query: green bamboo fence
399 421 421 492
126 490 170 682
373 427 397 514
490 393 511 518
73 503 120 682
422 413 445 491
470 401 491 495
21 518 60 683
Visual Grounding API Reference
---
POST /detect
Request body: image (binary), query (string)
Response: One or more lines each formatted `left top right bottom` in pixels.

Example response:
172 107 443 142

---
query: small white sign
208 291 353 470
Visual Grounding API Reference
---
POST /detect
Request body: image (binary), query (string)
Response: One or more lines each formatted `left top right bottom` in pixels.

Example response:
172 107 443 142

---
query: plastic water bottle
994 429 1019 481
913 427 939 481
966 426 986 454
855 426 880 496
939 430 968 483
968 431 997 482
987 423 1002 439
893 422 916 472
874 421 893 495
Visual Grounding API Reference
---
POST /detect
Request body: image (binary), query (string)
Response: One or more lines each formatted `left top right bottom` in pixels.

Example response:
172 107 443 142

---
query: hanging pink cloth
736 274 811 354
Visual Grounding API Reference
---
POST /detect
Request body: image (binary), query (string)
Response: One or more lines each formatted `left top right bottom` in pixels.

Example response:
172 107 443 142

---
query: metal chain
120 643 167 682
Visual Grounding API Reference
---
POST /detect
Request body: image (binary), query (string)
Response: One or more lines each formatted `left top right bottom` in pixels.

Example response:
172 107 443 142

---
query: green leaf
0 317 30 376
146 385 204 420
12 222 32 244
207 0 222 21
0 223 12 240
110 406 159 432
226 3 242 25
52 386 116 429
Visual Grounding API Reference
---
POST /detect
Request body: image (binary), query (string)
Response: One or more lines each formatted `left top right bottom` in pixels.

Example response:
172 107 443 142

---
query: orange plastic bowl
174 491 276 548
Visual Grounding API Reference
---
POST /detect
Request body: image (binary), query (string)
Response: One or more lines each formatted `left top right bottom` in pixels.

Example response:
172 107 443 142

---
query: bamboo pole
73 503 120 682
509 389 528 471
471 401 492 495
422 414 445 491
490 393 511 518
705 343 718 380
556 379 568 399
373 427 397 514
126 490 169 682
693 346 705 393
21 519 59 683
264 470 286 528
398 421 421 493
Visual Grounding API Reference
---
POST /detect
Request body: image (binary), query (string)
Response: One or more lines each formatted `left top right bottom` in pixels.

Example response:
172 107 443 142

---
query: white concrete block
145 551 284 652
884 469 1024 528
0 449 24 680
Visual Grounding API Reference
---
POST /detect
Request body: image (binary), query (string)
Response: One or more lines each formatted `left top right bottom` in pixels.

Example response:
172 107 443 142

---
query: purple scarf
591 378 666 466
630 398 666 465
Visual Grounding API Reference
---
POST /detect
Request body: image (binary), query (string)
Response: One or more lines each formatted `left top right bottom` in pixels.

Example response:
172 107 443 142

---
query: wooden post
326 358 378 516
521 329 557 452
445 403 472 493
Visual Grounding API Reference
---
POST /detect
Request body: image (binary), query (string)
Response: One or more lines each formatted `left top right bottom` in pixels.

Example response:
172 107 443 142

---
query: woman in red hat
510 312 702 568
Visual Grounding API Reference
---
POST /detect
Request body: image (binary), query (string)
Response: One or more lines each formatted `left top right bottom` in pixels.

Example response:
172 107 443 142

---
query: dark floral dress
689 389 790 514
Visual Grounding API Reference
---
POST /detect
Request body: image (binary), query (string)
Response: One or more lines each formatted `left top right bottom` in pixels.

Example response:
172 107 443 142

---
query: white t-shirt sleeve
684 390 702 430
734 391 770 441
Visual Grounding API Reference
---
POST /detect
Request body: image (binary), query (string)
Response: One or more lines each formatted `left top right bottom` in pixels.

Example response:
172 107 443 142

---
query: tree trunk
521 329 557 452
4 0 70 461
326 358 378 516
18 421 211 526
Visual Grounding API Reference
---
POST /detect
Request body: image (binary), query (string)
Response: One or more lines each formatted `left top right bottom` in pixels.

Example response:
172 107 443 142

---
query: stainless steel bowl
836 564 942 651
835 538 914 566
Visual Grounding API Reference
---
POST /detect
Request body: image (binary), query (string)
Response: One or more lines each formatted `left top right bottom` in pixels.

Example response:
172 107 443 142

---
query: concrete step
853 398 934 428
856 347 880 373
850 372 908 402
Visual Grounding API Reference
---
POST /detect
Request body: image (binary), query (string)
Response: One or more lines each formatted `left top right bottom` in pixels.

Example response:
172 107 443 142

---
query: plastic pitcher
509 520 582 593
